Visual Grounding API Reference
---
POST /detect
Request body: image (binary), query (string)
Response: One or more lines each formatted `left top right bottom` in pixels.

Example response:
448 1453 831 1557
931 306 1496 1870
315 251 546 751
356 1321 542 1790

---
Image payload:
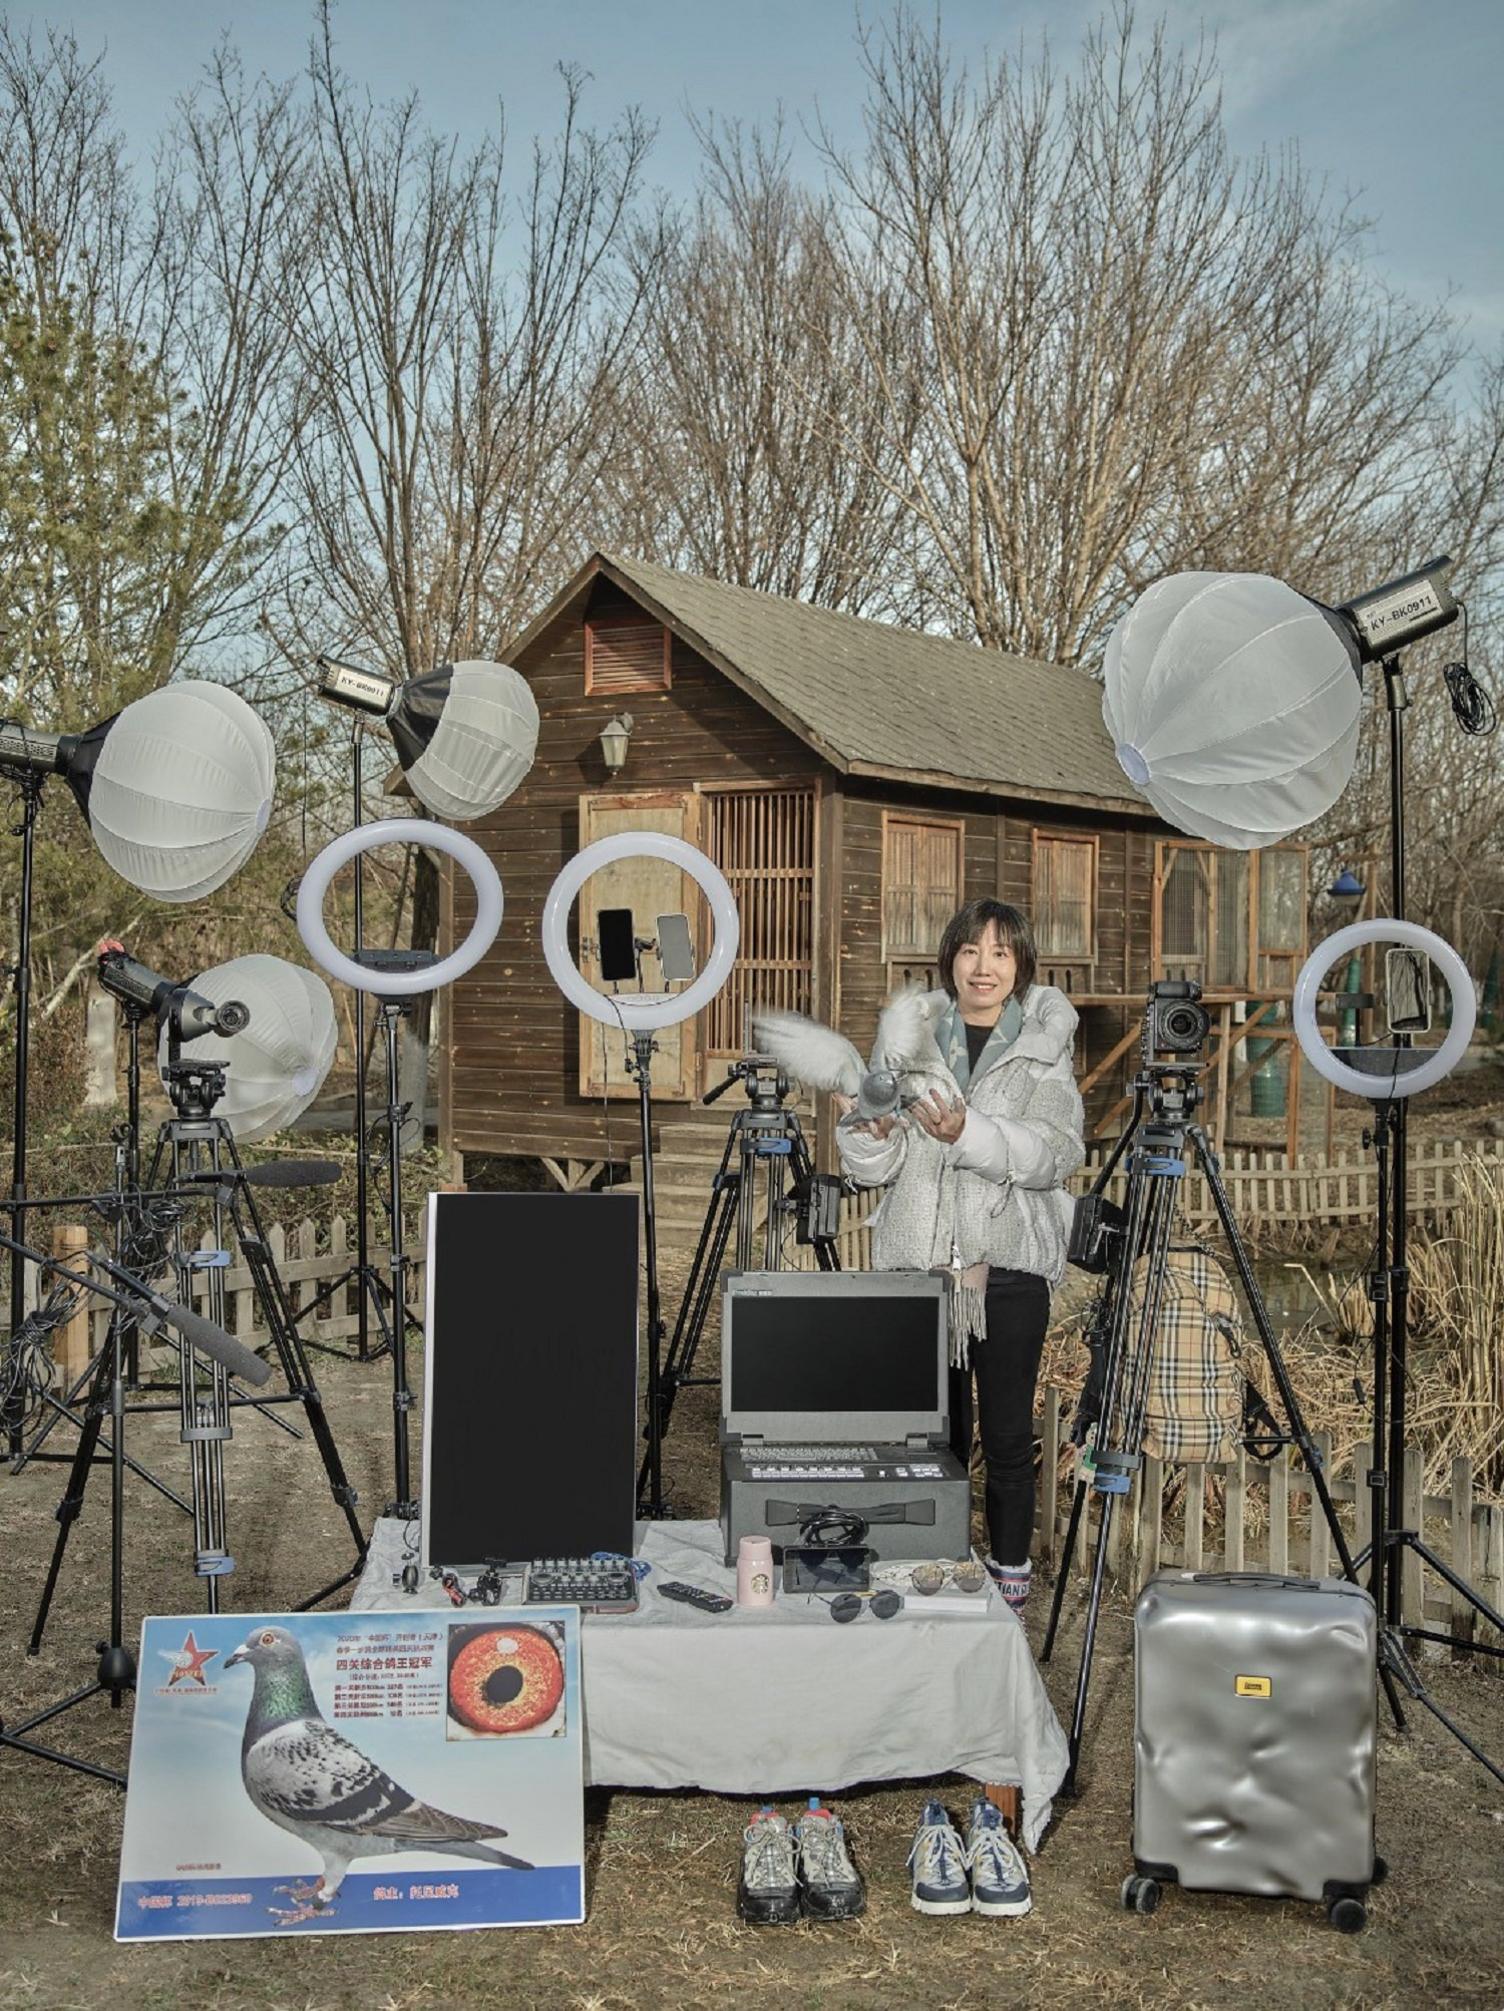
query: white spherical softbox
390 660 539 822
85 682 277 901
1101 572 1362 849
160 954 337 1140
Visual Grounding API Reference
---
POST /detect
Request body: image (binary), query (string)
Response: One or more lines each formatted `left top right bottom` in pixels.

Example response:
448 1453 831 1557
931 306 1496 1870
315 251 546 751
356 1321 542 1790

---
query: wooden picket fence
819 1136 1504 1269
71 1209 430 1367
1032 1383 1504 1655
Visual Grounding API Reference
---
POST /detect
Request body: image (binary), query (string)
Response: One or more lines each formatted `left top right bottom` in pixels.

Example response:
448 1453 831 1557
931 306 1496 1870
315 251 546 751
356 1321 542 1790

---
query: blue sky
26 0 1504 354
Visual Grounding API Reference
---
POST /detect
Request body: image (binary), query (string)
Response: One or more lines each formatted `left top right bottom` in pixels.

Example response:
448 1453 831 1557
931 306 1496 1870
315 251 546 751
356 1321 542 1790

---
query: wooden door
577 792 697 1101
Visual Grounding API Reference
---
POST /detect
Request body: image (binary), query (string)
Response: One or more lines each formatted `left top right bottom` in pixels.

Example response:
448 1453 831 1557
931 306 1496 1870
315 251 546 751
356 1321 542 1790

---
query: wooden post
51 1223 94 1386
1040 1387 1061 1565
1450 1457 1475 1648
1402 1446 1426 1634
1224 1450 1246 1572
1214 1003 1231 1157
1143 1454 1164 1575
1184 1464 1206 1573
1268 1451 1290 1574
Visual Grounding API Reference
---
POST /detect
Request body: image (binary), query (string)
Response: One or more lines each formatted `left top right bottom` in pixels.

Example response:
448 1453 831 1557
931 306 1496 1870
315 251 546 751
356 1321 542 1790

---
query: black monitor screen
728 1290 940 1414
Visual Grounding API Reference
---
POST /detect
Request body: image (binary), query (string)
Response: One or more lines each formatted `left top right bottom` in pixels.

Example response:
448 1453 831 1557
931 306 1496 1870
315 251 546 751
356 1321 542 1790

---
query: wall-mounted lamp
599 712 634 775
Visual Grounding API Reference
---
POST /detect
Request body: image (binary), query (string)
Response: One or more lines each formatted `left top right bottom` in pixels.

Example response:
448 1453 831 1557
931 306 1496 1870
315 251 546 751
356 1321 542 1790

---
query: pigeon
752 989 954 1117
225 1624 532 1921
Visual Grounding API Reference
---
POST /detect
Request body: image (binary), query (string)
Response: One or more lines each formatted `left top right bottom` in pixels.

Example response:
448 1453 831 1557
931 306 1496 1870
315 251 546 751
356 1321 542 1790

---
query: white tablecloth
355 1517 1068 1850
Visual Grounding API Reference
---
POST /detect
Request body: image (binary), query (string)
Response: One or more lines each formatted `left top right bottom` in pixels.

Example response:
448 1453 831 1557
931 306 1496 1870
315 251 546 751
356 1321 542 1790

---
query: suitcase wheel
1328 1896 1367 1934
1120 1875 1161 1915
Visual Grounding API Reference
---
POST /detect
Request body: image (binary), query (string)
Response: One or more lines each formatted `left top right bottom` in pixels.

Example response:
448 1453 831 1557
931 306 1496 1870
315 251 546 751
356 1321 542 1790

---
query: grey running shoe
908 1799 970 1915
965 1797 1032 1917
794 1799 866 1920
737 1808 799 1924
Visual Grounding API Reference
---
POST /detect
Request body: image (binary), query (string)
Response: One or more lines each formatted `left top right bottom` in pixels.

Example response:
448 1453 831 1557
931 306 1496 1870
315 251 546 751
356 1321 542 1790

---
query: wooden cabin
437 552 1310 1230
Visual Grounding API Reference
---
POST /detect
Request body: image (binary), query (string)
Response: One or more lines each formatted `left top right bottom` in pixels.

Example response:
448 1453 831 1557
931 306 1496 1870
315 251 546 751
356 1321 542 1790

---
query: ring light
297 818 504 996
542 832 739 1029
1293 919 1475 1099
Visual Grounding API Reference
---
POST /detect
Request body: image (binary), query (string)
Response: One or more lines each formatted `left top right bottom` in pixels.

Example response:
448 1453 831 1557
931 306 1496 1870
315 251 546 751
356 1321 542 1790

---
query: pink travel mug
736 1535 776 1606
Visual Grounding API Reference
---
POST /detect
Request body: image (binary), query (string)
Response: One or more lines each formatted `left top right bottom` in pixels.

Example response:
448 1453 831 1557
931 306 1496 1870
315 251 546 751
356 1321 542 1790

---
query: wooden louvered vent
703 787 815 1054
584 611 672 694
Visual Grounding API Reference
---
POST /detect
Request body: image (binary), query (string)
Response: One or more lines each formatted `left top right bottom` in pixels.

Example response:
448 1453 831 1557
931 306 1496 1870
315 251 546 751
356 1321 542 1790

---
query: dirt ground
3 1278 1504 2011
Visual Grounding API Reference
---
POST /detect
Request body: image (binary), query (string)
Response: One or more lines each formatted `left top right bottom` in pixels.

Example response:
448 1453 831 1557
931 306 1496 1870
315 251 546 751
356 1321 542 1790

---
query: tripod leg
1192 1127 1408 1732
1041 1478 1087 1663
225 1165 366 1561
28 1329 112 1654
638 1178 738 1505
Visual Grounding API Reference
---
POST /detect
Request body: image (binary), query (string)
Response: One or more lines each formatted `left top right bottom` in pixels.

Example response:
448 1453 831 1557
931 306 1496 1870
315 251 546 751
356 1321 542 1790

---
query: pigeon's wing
245 1718 418 1838
869 987 943 1075
246 1718 510 1849
750 1008 863 1097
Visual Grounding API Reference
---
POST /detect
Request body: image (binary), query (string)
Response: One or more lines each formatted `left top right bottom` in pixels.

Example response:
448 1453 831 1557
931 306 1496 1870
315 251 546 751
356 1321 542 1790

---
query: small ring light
297 818 503 996
1293 918 1475 1100
542 832 739 1029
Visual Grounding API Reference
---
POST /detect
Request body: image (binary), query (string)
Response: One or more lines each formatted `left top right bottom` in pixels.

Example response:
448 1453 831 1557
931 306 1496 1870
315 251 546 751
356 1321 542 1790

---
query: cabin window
1032 832 1097 962
882 814 963 967
1154 841 1306 992
584 611 672 694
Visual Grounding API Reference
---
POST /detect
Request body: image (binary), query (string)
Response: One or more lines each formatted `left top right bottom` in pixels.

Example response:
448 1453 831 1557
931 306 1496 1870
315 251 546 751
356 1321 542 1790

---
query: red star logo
167 1631 217 1687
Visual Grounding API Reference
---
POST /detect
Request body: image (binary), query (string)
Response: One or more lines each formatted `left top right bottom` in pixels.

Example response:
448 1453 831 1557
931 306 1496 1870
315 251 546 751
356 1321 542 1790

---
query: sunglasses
824 1589 903 1624
909 1561 989 1596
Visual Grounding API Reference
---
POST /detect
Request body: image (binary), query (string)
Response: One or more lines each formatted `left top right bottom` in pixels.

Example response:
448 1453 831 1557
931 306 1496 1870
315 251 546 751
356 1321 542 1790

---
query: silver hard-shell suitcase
1127 1571 1383 1931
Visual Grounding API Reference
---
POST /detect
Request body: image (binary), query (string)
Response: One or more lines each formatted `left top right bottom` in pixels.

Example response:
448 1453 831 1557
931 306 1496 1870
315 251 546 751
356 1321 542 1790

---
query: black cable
1443 608 1495 735
798 1504 871 1548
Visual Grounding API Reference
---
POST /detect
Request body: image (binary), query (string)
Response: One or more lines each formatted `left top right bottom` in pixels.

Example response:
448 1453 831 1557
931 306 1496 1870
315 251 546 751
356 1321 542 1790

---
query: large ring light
1293 919 1476 1100
542 831 739 1029
297 818 503 996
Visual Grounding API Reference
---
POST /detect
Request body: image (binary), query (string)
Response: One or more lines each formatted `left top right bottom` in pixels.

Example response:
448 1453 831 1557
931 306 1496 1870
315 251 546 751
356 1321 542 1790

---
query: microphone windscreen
163 1303 272 1386
240 1158 342 1189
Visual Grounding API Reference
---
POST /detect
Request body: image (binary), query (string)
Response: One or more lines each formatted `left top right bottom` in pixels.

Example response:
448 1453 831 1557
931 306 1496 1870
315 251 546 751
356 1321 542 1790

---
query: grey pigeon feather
750 1007 864 1097
225 1624 533 1920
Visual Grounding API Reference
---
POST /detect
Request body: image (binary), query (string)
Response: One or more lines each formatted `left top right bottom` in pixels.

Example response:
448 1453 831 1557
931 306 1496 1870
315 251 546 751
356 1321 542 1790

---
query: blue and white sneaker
908 1799 970 1915
965 1797 1032 1917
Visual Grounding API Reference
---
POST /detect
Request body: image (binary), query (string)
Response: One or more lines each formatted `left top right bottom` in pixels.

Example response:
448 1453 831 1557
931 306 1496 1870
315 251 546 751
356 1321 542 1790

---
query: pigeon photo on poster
115 1607 584 1940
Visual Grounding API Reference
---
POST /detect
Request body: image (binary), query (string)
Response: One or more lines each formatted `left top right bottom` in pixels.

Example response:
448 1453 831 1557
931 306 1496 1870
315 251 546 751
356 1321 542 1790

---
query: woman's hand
910 1088 967 1146
832 1091 897 1140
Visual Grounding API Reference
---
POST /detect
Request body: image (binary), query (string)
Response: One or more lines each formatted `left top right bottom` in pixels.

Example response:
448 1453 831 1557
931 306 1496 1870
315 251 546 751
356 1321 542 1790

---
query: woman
835 899 1084 1611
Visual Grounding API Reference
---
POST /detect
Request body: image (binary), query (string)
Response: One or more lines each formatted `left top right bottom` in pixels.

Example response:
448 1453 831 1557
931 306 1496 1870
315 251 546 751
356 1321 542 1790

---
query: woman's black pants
948 1266 1050 1567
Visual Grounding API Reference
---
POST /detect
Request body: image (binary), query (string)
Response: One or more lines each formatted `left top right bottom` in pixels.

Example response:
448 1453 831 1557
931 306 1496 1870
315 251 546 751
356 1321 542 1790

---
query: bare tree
607 120 920 614
807 8 1485 665
275 8 660 682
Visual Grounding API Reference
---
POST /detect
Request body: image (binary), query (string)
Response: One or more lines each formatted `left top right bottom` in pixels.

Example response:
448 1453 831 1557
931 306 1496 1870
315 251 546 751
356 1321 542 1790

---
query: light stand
1348 657 1504 1783
290 722 399 1364
4 769 43 1462
369 980 427 1520
629 1030 668 1519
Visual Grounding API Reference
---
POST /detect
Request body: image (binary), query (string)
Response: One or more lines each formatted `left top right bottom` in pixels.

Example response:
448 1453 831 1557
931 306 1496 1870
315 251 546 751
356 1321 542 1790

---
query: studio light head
97 943 250 1041
0 681 275 901
1330 557 1459 665
316 652 539 822
157 954 338 1140
1101 555 1467 849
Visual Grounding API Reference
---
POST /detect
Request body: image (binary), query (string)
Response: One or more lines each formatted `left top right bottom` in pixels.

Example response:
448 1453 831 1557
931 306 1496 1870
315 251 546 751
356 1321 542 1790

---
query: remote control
656 1579 734 1613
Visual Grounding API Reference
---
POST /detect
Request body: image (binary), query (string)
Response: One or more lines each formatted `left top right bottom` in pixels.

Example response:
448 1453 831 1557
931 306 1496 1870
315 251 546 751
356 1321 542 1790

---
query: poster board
116 1606 583 1940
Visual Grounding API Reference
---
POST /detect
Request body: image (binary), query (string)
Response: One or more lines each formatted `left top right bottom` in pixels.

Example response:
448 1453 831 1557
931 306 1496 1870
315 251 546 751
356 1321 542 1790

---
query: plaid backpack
1125 1246 1245 1464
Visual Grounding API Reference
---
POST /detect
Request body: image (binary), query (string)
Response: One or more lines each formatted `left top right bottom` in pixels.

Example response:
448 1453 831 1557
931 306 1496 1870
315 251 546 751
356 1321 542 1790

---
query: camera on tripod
1144 977 1211 1062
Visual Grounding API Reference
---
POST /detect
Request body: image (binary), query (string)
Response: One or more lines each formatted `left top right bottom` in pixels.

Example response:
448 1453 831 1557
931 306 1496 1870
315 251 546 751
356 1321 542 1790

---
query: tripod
641 1059 840 1504
27 1049 366 1659
0 1226 268 1784
1040 1020 1405 1795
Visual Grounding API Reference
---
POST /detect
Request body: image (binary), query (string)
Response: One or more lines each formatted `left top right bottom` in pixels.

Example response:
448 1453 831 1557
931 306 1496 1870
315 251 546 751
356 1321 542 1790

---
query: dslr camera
1143 977 1210 1062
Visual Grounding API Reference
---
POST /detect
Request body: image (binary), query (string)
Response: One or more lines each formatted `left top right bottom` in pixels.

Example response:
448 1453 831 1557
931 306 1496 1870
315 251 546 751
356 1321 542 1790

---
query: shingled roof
515 550 1153 818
